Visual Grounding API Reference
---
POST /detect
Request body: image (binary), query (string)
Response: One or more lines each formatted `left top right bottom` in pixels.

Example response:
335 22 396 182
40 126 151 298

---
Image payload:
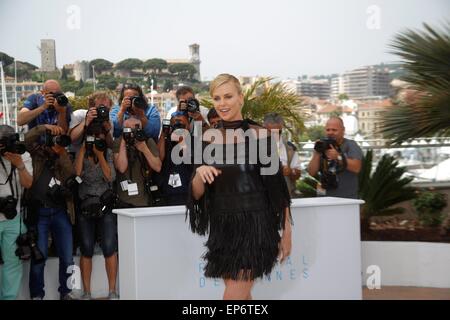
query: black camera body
144 179 163 206
179 97 200 113
0 195 18 220
46 175 81 204
44 130 71 148
123 125 147 145
127 96 147 113
162 119 171 137
95 105 110 123
85 135 107 155
47 92 68 109
314 137 337 154
314 137 341 191
15 229 44 263
319 162 339 190
0 133 26 155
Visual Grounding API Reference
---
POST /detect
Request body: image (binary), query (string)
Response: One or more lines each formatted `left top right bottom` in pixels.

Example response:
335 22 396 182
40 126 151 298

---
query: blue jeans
29 208 74 299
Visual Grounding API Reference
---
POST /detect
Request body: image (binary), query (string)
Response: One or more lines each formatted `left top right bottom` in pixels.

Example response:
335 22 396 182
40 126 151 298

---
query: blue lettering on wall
290 269 296 280
199 277 205 288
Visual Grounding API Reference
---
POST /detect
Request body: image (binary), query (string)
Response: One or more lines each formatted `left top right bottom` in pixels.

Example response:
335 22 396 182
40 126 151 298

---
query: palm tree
201 78 305 141
358 150 417 232
379 22 450 144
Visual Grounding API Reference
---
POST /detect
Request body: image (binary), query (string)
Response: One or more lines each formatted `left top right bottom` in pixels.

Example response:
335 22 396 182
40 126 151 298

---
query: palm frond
379 21 450 144
359 151 417 218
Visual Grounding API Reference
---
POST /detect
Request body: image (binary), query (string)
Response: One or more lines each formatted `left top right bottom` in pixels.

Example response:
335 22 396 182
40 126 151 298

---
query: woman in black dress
187 74 292 300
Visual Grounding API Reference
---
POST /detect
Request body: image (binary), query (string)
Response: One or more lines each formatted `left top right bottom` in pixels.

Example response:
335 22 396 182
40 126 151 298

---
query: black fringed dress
187 119 292 281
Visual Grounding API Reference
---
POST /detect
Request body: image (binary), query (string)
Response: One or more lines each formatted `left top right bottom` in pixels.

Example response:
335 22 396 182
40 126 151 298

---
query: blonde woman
187 74 292 300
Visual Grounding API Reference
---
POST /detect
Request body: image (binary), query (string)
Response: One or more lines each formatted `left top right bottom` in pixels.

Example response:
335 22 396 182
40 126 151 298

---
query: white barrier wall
361 241 450 288
114 197 364 299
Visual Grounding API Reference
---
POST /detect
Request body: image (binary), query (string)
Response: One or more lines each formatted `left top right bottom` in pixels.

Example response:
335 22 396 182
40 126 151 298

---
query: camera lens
54 135 71 147
131 96 147 109
54 93 68 106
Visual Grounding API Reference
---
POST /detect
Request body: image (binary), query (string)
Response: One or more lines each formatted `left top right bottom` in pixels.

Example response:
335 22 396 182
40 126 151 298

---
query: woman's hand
120 97 131 113
134 140 149 154
278 227 292 264
195 165 222 184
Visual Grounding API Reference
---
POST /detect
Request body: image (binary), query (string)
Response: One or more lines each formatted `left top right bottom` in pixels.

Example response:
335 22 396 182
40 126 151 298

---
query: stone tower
189 44 201 82
40 39 57 72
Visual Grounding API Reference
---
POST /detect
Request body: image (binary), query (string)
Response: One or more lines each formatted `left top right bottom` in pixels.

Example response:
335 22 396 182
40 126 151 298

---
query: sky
0 0 448 81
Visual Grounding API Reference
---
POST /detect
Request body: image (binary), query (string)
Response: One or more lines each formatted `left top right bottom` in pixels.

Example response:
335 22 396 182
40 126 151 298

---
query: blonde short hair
209 73 242 97
88 91 113 108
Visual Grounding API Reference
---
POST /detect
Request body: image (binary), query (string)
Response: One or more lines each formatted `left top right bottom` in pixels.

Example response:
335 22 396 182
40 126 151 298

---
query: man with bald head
19 80 71 133
307 116 363 199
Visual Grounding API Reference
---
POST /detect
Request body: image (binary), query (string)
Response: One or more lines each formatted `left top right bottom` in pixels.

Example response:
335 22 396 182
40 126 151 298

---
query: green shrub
412 191 447 227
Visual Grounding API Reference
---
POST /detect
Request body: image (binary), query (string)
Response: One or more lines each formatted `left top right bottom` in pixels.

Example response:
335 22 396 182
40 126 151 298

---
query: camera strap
0 157 18 198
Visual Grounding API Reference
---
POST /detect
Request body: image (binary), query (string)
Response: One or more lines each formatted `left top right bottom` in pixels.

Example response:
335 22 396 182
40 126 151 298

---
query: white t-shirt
69 109 114 154
277 138 301 170
164 105 210 123
0 152 33 221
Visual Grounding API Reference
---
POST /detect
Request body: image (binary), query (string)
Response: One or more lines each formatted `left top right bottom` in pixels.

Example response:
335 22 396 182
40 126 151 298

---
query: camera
100 189 119 213
15 229 45 263
314 137 337 154
46 175 81 204
0 133 26 155
144 179 163 206
44 130 71 148
85 135 107 155
127 96 147 112
48 92 68 109
0 195 18 220
319 161 339 190
162 119 171 137
123 125 147 145
95 105 110 123
179 98 200 113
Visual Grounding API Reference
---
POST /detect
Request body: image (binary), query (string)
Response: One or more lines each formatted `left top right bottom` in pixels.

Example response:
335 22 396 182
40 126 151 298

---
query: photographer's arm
344 157 361 174
113 138 128 174
56 107 68 133
3 153 33 188
74 146 85 177
157 134 166 163
307 151 321 177
135 141 162 173
18 106 46 126
69 122 85 143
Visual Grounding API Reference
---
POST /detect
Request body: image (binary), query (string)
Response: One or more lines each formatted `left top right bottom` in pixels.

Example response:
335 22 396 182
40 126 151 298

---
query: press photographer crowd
0 79 360 300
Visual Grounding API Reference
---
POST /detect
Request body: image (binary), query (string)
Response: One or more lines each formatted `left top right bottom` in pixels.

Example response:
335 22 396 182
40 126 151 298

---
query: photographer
264 113 301 197
155 111 193 206
207 108 221 129
24 124 76 300
0 125 33 300
68 91 114 155
74 130 118 300
18 80 72 133
165 86 209 134
307 117 362 199
113 118 162 208
110 83 161 140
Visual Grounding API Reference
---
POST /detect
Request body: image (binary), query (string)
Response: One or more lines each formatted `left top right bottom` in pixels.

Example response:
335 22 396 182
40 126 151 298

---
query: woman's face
123 89 139 99
212 82 243 122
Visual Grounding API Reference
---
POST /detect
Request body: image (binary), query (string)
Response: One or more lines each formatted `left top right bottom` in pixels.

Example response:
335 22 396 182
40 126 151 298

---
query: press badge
49 177 61 188
168 173 182 188
120 180 129 191
127 183 138 196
